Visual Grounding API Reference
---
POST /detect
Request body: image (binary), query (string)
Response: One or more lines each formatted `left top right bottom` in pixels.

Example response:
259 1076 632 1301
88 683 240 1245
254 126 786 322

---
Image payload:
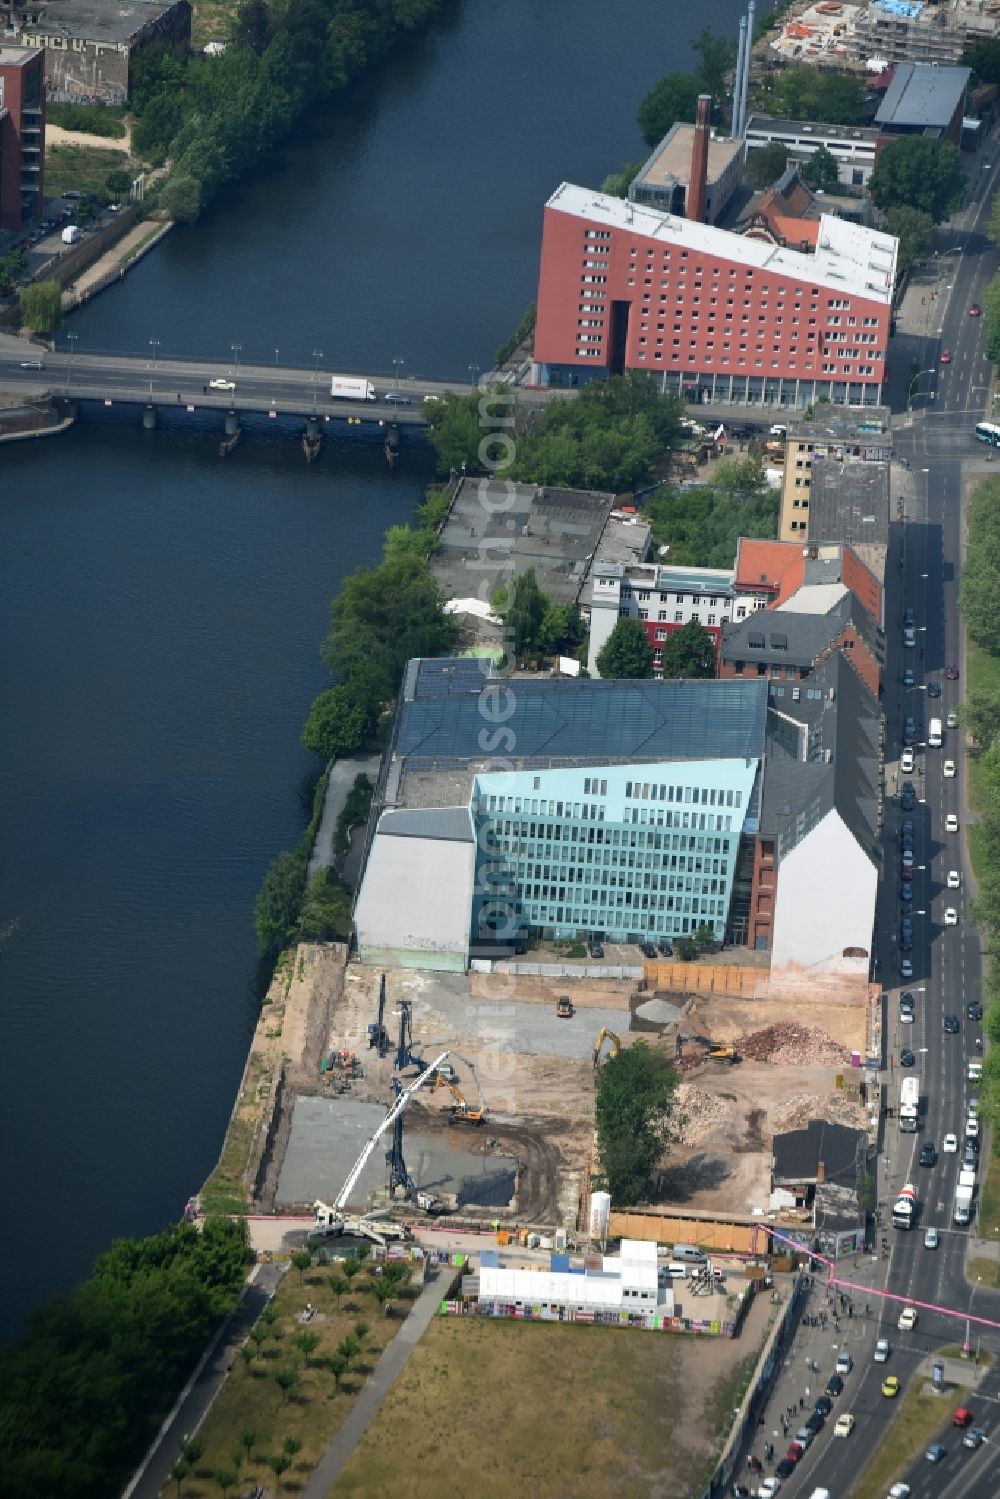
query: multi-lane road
774 157 1000 1499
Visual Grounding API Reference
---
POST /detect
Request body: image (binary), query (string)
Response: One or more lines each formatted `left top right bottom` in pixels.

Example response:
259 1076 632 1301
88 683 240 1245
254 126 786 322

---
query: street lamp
907 369 936 412
230 342 242 379
274 348 279 368
148 336 160 395
312 348 323 413
469 363 480 389
66 331 78 394
393 356 404 391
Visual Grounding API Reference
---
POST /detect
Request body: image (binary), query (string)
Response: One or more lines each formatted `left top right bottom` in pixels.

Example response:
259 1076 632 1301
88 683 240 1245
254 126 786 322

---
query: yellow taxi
882 1375 900 1399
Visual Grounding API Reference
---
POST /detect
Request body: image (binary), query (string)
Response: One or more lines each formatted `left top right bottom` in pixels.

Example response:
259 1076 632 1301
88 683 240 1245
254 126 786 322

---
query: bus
974 422 1000 446
899 1075 920 1132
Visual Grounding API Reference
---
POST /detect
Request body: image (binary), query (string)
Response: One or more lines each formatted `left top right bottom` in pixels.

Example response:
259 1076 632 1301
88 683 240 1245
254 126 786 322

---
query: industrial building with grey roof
354 655 882 979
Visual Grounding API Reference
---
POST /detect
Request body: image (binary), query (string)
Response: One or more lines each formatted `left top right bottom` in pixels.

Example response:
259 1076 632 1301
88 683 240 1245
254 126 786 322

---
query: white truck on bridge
899 1076 919 1133
330 375 376 401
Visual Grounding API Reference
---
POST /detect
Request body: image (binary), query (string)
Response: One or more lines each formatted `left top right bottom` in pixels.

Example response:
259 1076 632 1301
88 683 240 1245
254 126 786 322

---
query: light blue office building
355 661 770 967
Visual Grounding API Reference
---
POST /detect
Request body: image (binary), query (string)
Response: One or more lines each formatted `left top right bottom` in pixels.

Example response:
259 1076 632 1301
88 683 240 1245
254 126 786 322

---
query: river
0 0 749 1340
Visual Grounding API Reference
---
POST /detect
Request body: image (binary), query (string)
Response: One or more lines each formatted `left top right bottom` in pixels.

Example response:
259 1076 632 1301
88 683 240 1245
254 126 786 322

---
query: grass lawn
331 1316 764 1499
44 144 130 197
966 1254 1000 1289
172 1254 417 1497
966 639 1000 831
976 1147 1000 1242
850 1381 956 1499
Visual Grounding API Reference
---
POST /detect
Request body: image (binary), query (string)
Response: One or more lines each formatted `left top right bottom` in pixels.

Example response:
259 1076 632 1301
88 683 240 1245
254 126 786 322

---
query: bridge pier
384 421 400 469
224 410 240 437
303 417 322 463
142 405 157 431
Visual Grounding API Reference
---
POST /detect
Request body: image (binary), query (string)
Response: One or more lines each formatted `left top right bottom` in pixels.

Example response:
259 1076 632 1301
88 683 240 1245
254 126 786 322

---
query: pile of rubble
675 1082 733 1145
737 1022 848 1067
772 1090 866 1133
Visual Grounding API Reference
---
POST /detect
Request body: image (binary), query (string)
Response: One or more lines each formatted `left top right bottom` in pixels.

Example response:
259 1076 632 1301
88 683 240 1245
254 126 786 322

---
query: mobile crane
312 1049 451 1242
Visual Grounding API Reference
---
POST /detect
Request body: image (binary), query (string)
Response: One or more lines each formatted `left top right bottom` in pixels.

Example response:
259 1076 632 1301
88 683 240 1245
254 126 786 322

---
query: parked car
900 749 915 774
640 942 657 959
835 1352 853 1375
588 941 604 959
813 1395 833 1417
803 1412 824 1435
826 1374 844 1396
773 1460 796 1481
657 941 673 957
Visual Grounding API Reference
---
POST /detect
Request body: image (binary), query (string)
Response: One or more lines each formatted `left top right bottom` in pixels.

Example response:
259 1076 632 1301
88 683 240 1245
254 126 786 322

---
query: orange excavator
429 1072 487 1126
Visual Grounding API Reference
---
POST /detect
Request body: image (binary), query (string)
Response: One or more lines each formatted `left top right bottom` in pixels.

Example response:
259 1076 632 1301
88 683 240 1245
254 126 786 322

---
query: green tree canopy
600 161 643 199
595 618 654 679
643 457 779 567
658 618 717 679
637 72 701 148
539 602 585 655
691 27 737 101
19 280 61 334
885 205 934 277
771 66 864 125
422 388 484 475
961 688 1000 749
800 144 839 192
962 38 1000 86
869 137 965 223
297 868 352 942
984 270 1000 365
508 375 683 493
502 569 548 659
300 683 367 761
254 850 307 953
595 1040 680 1205
104 168 133 200
746 141 789 189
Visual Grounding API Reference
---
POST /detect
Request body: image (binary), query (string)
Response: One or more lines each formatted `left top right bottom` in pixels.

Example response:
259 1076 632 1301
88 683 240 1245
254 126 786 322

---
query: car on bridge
384 391 411 405
209 378 236 391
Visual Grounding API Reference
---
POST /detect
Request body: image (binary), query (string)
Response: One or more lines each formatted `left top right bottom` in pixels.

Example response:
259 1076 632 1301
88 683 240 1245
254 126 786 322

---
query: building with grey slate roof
719 589 883 698
874 61 971 144
354 655 882 979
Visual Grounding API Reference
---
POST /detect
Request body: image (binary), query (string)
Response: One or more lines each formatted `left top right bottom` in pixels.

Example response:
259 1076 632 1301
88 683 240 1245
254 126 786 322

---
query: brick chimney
687 94 712 224
816 1160 827 1184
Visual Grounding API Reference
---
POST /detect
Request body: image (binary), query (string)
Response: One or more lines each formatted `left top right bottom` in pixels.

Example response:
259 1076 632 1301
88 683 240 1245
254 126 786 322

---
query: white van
928 717 943 747
670 1243 707 1263
968 1060 983 1083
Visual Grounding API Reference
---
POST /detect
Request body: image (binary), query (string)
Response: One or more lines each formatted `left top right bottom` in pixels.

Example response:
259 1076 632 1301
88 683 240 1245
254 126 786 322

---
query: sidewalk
301 1271 444 1496
307 755 380 882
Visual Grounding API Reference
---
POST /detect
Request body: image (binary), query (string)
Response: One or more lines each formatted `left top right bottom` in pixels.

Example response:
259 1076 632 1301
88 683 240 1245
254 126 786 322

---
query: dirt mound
675 1082 734 1145
736 1022 849 1067
771 1090 866 1132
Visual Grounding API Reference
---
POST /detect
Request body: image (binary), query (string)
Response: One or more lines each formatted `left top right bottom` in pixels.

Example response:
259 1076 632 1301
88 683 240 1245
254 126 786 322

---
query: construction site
230 942 873 1244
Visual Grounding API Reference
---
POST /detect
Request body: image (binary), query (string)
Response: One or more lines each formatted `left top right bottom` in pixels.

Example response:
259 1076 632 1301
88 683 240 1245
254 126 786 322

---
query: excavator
675 1033 741 1065
593 1027 622 1068
429 1072 487 1126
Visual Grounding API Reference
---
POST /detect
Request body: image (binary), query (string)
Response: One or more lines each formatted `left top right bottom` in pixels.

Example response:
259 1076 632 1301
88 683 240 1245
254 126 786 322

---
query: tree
658 618 717 679
637 72 701 148
274 1366 299 1402
214 1468 238 1498
249 1324 267 1357
240 1430 258 1464
292 1330 319 1362
539 603 584 655
105 168 133 201
19 280 61 334
297 868 352 942
290 1248 312 1280
422 389 485 474
322 1351 347 1395
772 66 863 126
254 849 307 953
171 1458 190 1497
503 569 548 659
692 28 736 102
961 689 1000 748
353 1320 369 1344
746 141 789 189
232 0 272 53
283 1435 303 1460
600 161 643 199
643 459 779 568
337 1334 361 1365
693 921 716 949
327 1271 348 1308
595 618 654 680
800 145 839 192
300 683 366 760
869 137 965 224
885 205 933 276
963 38 1000 86
266 1453 291 1486
595 1040 679 1205
159 174 203 225
985 270 1000 365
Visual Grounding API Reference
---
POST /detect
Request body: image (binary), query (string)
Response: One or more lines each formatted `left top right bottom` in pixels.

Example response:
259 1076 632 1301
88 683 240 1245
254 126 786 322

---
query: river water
0 0 748 1339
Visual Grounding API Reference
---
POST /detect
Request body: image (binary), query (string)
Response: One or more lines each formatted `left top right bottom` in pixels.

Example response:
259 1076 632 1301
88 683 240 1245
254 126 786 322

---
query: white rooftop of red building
545 182 898 307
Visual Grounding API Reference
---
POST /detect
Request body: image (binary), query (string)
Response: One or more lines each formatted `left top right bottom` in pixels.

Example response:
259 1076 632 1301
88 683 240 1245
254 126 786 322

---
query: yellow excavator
593 1027 622 1068
429 1072 487 1126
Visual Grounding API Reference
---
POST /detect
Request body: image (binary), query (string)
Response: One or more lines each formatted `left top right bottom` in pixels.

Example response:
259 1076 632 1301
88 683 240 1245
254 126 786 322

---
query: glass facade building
472 759 758 944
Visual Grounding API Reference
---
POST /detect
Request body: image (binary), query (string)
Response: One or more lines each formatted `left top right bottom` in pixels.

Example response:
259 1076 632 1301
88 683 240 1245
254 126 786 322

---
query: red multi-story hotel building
531 181 898 409
0 45 45 232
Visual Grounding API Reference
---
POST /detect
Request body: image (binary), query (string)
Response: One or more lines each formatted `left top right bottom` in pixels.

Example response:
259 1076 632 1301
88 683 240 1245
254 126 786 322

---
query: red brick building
718 591 883 699
0 45 44 231
531 182 897 408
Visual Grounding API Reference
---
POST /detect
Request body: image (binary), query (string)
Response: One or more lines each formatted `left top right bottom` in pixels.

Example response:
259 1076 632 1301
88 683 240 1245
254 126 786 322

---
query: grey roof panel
378 807 473 842
396 673 769 764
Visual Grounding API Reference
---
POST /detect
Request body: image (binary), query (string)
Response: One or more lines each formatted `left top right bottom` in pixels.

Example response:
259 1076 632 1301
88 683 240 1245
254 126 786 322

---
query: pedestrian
203 384 207 394
799 1396 804 1411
